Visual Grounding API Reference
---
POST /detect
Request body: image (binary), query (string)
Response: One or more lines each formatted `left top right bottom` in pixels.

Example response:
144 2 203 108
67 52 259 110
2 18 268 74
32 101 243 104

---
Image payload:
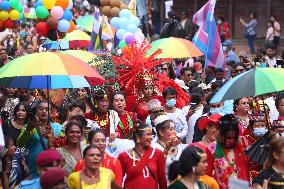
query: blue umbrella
0 75 99 89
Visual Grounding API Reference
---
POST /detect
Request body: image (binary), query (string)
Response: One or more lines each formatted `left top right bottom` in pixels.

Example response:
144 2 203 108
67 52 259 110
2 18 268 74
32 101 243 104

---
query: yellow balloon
0 11 9 21
10 10 20 21
42 0 56 9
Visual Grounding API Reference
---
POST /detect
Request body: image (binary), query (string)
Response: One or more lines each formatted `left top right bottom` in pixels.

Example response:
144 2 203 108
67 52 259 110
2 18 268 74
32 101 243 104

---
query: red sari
117 111 136 139
118 147 167 189
73 153 123 186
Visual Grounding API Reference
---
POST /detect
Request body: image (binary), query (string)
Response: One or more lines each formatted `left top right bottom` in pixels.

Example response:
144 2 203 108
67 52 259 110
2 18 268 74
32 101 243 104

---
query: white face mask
217 20 222 24
222 46 227 51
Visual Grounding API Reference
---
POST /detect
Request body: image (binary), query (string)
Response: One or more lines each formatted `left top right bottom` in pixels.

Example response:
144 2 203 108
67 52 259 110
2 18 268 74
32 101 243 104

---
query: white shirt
165 108 188 140
274 21 281 37
182 105 204 144
266 56 277 68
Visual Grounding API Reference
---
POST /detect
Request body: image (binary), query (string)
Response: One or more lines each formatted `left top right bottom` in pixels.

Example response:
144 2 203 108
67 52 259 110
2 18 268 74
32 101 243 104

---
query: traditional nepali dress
206 141 249 189
118 147 167 189
117 111 136 139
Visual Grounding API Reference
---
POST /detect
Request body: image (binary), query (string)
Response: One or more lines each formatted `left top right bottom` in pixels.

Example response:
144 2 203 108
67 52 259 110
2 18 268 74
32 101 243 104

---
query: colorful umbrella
76 15 94 32
60 50 96 63
147 37 203 58
0 52 105 89
210 68 284 103
43 30 91 50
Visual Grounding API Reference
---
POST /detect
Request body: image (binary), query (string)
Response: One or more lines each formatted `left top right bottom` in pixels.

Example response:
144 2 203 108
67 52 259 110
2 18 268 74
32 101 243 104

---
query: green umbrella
76 15 94 32
210 68 284 103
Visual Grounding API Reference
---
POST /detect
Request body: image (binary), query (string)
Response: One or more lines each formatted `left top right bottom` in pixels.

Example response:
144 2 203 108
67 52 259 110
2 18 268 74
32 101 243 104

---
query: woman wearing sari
118 122 167 189
57 122 86 175
17 100 64 178
73 129 123 186
68 145 121 189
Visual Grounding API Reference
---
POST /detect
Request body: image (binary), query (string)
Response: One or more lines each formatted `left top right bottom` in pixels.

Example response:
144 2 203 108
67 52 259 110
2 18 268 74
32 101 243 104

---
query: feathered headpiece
113 42 170 98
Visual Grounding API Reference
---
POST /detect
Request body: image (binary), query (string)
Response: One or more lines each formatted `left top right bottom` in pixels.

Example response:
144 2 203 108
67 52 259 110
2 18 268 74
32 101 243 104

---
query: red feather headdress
113 42 170 98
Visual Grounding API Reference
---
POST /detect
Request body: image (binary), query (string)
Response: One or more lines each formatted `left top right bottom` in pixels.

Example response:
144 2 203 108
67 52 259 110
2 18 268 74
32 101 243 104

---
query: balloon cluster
110 9 144 48
35 0 75 41
87 0 128 18
0 0 23 31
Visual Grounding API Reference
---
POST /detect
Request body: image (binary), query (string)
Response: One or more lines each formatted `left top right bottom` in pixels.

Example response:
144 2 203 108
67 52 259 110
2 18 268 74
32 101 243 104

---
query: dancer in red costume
113 42 190 123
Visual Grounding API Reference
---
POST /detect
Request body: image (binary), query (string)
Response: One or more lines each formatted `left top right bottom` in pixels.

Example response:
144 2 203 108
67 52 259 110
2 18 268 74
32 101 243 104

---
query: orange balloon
110 7 120 17
68 20 75 33
102 6 111 17
56 0 69 9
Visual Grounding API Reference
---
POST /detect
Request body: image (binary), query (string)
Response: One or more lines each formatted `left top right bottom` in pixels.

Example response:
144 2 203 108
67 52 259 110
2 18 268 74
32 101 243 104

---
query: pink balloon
123 32 132 40
50 6 64 20
135 32 145 42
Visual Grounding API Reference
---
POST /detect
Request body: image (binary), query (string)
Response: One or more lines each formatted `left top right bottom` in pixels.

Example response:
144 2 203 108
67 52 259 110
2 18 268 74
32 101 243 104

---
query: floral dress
206 142 249 189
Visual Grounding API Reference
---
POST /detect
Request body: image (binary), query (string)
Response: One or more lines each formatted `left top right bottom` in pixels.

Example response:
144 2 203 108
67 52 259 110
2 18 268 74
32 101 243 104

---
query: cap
148 99 162 111
153 114 170 126
175 79 189 90
223 39 232 46
36 150 62 167
40 168 67 189
197 114 222 131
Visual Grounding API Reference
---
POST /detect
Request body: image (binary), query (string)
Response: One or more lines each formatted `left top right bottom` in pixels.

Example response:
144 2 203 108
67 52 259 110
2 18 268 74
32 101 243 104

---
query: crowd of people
0 1 283 189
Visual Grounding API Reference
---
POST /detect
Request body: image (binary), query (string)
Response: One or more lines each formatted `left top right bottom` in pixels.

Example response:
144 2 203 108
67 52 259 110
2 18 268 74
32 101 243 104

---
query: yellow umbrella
60 50 96 63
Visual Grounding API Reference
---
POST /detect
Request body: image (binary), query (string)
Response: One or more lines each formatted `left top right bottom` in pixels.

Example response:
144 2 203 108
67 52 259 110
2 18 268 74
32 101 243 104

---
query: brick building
172 0 284 54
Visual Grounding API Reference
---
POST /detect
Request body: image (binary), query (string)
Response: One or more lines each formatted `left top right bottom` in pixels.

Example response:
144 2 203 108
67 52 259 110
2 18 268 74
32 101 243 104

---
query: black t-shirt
2 119 22 144
253 166 277 186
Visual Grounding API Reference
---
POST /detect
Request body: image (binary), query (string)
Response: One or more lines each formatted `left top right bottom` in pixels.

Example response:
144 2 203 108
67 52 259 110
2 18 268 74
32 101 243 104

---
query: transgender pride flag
192 0 225 69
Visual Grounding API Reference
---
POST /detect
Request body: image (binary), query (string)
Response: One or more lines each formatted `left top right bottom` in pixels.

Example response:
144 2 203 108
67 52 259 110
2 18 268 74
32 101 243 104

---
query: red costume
117 111 136 139
118 147 167 189
85 111 111 136
217 22 230 41
74 153 123 186
113 42 190 123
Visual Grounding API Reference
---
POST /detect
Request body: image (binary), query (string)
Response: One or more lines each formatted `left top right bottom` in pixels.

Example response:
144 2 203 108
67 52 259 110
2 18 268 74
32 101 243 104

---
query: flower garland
118 112 134 139
94 112 109 130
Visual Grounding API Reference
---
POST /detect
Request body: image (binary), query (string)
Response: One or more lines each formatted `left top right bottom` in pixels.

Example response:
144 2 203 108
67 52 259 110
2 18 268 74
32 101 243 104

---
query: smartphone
190 103 197 110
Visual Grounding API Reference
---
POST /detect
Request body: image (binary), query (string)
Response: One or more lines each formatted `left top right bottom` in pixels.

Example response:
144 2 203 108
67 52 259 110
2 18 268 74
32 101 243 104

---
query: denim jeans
247 35 256 53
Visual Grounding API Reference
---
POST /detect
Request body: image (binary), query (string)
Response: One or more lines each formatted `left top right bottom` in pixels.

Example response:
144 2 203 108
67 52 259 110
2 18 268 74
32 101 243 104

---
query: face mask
217 20 222 24
166 99 176 108
253 127 268 137
222 46 227 51
210 107 223 114
146 116 151 126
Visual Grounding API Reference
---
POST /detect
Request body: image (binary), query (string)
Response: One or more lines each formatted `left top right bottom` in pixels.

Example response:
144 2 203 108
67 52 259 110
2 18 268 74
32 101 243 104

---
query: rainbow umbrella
43 30 91 50
210 68 284 103
0 52 105 89
76 15 94 32
147 37 203 58
60 50 96 63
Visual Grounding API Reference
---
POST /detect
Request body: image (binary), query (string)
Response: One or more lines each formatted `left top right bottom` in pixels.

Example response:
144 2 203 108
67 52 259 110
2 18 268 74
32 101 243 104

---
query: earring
95 103 97 108
192 166 195 174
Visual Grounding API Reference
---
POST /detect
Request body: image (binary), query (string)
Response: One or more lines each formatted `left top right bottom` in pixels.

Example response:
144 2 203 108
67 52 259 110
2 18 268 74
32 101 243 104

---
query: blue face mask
166 99 176 108
210 107 223 114
253 127 268 137
146 116 151 126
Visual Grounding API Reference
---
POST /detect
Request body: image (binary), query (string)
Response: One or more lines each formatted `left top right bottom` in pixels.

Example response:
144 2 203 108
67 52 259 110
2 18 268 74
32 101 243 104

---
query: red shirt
117 111 137 139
